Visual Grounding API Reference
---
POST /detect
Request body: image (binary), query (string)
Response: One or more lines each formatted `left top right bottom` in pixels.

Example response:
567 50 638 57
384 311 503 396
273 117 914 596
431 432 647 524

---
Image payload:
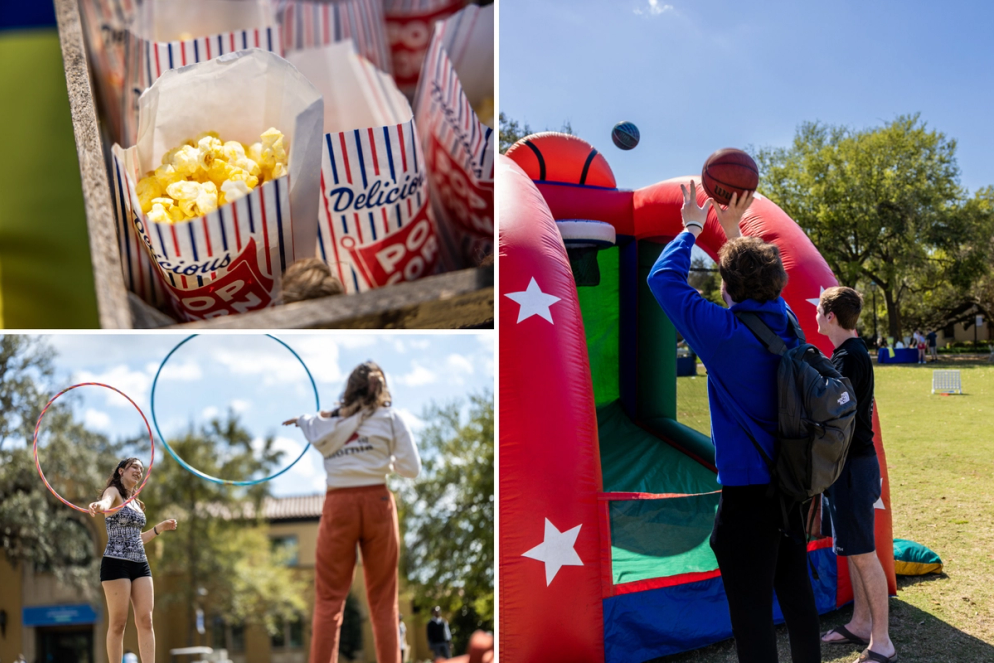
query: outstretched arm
88 486 122 516
141 518 177 544
390 411 421 478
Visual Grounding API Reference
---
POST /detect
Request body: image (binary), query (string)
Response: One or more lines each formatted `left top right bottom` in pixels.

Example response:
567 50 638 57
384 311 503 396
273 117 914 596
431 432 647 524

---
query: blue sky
500 0 994 194
29 333 493 497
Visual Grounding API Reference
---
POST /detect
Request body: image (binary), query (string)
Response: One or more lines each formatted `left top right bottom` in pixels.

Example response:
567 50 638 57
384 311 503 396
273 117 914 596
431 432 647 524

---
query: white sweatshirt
296 406 421 488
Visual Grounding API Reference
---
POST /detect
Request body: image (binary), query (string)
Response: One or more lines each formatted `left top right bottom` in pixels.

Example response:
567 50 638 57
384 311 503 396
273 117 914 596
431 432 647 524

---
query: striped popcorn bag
382 0 466 99
288 41 439 292
277 0 391 73
122 0 283 146
111 50 324 321
414 3 494 268
78 0 138 142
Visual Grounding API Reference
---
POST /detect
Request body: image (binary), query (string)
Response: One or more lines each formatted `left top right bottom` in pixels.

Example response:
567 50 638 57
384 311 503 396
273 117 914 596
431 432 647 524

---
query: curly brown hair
718 237 788 304
338 361 392 417
100 457 145 511
819 286 863 330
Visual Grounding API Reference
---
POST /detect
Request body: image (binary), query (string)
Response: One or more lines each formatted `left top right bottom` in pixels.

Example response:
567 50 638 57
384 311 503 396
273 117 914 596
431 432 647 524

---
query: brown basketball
701 148 759 205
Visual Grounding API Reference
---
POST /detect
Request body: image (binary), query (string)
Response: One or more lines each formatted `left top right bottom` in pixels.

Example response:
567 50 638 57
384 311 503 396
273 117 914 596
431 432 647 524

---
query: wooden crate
53 0 494 329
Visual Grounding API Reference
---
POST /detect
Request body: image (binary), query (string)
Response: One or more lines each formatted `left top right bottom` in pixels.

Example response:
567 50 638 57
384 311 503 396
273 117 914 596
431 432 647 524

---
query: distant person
815 287 895 663
88 458 177 663
427 607 453 660
915 330 927 364
927 329 938 362
399 614 409 663
284 361 421 663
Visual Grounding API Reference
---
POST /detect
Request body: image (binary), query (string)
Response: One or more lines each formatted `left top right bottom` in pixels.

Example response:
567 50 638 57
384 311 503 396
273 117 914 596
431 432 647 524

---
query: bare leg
130 577 156 663
850 552 894 658
847 557 872 636
102 579 132 663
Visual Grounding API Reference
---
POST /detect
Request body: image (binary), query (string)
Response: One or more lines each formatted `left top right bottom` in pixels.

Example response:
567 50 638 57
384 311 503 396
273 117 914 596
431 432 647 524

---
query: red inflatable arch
499 135 896 663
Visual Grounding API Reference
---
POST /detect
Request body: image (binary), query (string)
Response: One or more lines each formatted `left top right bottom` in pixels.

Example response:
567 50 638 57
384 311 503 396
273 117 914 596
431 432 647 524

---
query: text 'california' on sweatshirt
647 231 802 486
296 406 422 489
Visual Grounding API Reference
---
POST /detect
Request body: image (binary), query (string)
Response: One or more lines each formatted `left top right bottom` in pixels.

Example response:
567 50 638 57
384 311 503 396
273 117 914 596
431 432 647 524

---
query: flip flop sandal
821 626 869 646
857 649 898 663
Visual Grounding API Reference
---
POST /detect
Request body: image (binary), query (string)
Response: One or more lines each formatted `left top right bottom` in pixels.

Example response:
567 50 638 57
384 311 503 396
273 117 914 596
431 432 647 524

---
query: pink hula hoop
33 382 155 514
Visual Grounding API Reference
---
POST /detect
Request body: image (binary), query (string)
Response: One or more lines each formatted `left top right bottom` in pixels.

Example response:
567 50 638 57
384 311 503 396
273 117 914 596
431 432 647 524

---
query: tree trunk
884 288 903 340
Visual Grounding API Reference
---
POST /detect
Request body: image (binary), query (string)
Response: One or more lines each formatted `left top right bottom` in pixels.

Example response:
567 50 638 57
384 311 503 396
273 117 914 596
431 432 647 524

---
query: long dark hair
100 458 145 512
339 361 391 417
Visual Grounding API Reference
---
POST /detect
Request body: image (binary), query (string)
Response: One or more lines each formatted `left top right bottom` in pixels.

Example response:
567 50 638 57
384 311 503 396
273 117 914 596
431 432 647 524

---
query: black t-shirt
927 331 937 346
832 337 876 458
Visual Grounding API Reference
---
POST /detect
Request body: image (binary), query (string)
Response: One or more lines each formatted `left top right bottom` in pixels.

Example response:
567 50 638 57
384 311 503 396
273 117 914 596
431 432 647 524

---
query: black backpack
734 310 858 503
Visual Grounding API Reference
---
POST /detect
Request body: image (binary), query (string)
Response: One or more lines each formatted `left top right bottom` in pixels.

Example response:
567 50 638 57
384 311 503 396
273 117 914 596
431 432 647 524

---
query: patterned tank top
103 501 147 563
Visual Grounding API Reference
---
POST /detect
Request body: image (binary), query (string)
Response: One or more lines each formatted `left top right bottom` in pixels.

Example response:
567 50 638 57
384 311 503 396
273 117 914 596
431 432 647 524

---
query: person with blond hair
284 361 421 663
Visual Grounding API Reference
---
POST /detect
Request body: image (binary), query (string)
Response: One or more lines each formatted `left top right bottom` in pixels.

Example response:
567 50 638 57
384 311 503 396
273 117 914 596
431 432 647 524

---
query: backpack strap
734 308 805 356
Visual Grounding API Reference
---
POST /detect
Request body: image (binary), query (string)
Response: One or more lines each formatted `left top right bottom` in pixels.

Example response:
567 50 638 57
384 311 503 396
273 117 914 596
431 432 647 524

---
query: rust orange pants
310 484 400 663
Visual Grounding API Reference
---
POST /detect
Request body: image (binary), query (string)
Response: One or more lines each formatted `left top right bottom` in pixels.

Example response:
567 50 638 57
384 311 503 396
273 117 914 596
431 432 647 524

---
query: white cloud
409 339 431 350
230 399 251 413
84 408 112 430
395 363 437 387
447 354 474 375
202 406 220 420
73 366 152 407
635 0 673 16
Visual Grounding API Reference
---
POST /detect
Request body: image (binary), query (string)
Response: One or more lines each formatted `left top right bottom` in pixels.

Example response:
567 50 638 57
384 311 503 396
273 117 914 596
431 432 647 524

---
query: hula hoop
150 334 319 486
33 383 155 514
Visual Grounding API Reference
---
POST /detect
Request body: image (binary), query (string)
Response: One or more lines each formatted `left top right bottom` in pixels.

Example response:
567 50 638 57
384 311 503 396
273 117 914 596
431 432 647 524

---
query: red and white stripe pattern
316 116 436 293
111 149 293 320
79 0 137 141
278 0 391 73
122 27 283 146
414 5 493 267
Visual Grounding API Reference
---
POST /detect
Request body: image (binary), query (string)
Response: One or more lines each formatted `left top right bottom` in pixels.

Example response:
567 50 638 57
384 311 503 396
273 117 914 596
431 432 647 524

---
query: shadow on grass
897 572 947 589
647 593 994 663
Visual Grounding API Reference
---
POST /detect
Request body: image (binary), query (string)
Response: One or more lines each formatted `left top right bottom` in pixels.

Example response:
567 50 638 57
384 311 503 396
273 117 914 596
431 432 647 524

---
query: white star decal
522 518 584 586
504 277 562 324
806 286 827 308
874 479 885 510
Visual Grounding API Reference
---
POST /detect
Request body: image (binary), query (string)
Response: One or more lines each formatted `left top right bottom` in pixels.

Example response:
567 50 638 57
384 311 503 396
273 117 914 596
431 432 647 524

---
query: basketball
701 148 759 205
611 121 640 150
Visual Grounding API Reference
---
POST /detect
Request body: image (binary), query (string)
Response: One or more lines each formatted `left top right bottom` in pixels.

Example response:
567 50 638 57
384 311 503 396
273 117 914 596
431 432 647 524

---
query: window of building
211 617 246 653
270 535 299 566
271 615 305 650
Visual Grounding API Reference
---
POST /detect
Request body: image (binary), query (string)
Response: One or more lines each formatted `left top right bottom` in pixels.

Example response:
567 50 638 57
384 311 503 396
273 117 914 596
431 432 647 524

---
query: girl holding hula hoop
88 458 177 663
284 361 421 663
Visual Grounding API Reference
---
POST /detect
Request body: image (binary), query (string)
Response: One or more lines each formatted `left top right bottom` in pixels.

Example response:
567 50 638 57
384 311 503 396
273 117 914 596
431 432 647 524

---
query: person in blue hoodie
647 181 820 663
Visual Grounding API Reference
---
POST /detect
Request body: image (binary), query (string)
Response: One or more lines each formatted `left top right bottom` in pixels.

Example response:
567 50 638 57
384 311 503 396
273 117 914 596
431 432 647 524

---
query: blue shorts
821 454 881 557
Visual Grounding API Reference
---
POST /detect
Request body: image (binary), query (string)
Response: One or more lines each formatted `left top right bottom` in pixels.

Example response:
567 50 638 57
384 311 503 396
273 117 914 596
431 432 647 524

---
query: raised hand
713 191 755 240
680 180 712 233
159 519 178 532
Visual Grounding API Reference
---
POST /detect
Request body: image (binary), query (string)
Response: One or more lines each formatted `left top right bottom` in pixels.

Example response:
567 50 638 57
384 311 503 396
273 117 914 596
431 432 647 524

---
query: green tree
400 392 494 655
756 115 994 338
0 335 123 592
499 112 532 154
139 416 307 644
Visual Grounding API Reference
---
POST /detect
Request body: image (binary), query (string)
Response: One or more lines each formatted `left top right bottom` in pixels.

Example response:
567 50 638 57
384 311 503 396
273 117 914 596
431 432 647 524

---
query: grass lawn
659 359 994 662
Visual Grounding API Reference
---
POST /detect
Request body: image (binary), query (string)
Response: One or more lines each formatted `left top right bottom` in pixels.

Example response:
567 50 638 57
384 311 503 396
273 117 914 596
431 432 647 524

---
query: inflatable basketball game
498 133 897 663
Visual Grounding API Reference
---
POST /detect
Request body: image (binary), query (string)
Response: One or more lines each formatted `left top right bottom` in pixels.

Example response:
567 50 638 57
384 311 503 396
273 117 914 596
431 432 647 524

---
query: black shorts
822 454 881 557
100 556 151 582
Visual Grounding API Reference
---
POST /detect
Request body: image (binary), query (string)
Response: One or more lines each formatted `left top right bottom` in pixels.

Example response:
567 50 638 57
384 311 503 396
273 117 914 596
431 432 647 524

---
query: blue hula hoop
150 334 319 486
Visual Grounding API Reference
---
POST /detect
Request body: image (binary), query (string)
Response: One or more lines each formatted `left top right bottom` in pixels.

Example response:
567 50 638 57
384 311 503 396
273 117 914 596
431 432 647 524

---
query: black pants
710 485 821 663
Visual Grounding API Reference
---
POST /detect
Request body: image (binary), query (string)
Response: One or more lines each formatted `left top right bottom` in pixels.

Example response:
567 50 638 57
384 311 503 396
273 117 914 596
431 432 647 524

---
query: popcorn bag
78 0 138 141
278 0 392 73
111 50 324 321
288 41 439 293
122 0 283 146
414 4 494 269
382 0 467 99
